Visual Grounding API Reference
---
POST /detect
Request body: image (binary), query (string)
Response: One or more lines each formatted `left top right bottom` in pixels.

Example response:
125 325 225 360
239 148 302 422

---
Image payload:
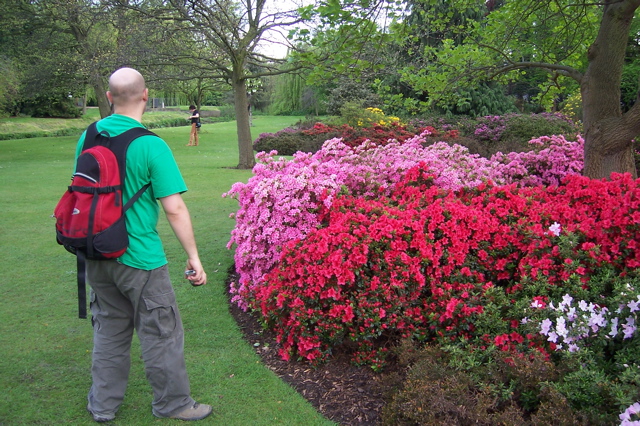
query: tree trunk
581 0 639 179
233 78 255 169
93 73 111 118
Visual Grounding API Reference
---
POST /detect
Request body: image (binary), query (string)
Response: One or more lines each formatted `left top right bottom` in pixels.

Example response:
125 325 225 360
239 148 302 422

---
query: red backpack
54 122 156 318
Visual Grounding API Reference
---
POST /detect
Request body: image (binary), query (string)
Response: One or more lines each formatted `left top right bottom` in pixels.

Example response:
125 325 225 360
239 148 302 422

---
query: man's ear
142 88 149 102
106 91 114 104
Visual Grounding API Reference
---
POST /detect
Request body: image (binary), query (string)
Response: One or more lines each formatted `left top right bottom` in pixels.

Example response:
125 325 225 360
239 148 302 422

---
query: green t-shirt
75 114 187 270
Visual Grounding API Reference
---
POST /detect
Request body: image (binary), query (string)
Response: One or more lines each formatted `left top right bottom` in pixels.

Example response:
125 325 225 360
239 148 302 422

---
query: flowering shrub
225 136 510 309
491 134 584 186
537 289 640 352
302 122 421 148
227 114 637 423
250 169 640 367
560 92 583 123
226 133 585 310
337 104 402 128
253 127 301 147
252 125 340 155
359 107 402 127
474 115 507 142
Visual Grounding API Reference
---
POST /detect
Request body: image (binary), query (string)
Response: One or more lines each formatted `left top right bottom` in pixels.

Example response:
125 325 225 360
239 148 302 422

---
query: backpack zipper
73 172 98 183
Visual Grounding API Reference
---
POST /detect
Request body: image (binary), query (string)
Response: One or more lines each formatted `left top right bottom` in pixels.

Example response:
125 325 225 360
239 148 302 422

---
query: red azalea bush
253 122 438 155
302 122 427 148
251 166 640 368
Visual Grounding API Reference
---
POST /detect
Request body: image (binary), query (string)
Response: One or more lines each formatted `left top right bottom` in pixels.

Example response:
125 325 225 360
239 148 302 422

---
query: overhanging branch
491 61 583 83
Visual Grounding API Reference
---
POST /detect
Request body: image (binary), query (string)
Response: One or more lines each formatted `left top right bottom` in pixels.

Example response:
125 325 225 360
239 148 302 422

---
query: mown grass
0 116 334 425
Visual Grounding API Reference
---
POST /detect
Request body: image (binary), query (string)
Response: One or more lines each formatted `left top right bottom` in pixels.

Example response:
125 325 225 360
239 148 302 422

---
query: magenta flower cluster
474 115 507 141
492 135 585 186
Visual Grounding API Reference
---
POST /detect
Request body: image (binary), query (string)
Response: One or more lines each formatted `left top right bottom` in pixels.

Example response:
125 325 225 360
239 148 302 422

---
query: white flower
556 317 568 338
609 317 619 338
588 312 606 332
561 293 574 307
540 318 553 335
548 222 562 236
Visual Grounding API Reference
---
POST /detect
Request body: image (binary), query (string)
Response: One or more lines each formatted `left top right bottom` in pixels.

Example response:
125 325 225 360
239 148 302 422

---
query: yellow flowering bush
352 107 402 127
561 93 583 124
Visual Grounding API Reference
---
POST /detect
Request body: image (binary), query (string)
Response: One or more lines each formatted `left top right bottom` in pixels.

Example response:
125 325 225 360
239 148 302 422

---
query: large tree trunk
581 0 639 179
93 74 111 119
233 77 255 169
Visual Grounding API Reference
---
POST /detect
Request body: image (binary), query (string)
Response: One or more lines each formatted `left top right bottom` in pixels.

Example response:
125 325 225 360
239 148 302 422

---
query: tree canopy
2 0 640 177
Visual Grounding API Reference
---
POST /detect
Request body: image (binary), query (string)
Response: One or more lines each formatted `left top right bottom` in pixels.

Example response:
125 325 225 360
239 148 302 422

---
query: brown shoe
171 402 212 421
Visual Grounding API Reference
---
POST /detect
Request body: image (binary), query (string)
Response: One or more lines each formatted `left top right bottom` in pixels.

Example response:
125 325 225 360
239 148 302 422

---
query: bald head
106 68 148 120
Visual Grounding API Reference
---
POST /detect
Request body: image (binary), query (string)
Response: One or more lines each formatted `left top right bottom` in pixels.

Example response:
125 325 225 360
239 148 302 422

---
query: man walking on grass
75 67 212 422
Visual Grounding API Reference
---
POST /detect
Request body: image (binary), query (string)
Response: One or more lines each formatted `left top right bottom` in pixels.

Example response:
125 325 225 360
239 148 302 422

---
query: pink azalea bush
492 135 584 186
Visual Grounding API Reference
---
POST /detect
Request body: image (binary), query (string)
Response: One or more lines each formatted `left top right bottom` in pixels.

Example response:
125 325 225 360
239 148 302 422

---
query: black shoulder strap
77 251 87 319
81 122 156 182
81 122 100 151
74 123 156 319
105 126 157 184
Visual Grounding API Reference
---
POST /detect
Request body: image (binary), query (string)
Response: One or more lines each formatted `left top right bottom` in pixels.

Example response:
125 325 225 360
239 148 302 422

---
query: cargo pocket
142 292 177 338
89 290 100 331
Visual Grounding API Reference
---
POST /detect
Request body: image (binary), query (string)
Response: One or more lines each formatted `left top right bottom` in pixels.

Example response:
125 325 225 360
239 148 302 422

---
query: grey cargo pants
86 260 194 418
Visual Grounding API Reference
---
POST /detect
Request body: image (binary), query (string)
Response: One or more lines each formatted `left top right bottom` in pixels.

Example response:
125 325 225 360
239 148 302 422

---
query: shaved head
106 67 148 120
108 67 146 106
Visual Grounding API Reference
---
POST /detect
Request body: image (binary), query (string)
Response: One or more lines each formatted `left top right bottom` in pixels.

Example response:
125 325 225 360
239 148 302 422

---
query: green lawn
0 116 334 425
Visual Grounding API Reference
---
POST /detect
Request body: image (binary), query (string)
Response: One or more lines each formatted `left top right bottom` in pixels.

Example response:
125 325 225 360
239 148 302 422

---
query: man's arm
159 193 207 285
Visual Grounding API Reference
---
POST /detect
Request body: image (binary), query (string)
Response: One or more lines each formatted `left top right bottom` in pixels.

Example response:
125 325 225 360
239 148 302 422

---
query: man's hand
185 259 207 286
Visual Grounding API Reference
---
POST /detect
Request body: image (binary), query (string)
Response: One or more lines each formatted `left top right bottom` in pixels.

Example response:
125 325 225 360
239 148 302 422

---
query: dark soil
227 272 400 425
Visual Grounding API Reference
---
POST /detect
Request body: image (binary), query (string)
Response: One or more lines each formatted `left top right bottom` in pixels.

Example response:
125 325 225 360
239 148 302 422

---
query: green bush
145 117 189 129
500 113 580 145
0 127 85 141
382 268 640 425
218 104 236 119
253 131 338 155
325 78 380 116
23 96 82 118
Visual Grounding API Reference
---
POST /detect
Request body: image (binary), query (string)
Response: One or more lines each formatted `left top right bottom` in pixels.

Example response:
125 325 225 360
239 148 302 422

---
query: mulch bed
226 271 400 425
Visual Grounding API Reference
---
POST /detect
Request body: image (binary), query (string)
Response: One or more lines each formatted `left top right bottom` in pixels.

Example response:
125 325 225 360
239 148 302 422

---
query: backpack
53 122 156 318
